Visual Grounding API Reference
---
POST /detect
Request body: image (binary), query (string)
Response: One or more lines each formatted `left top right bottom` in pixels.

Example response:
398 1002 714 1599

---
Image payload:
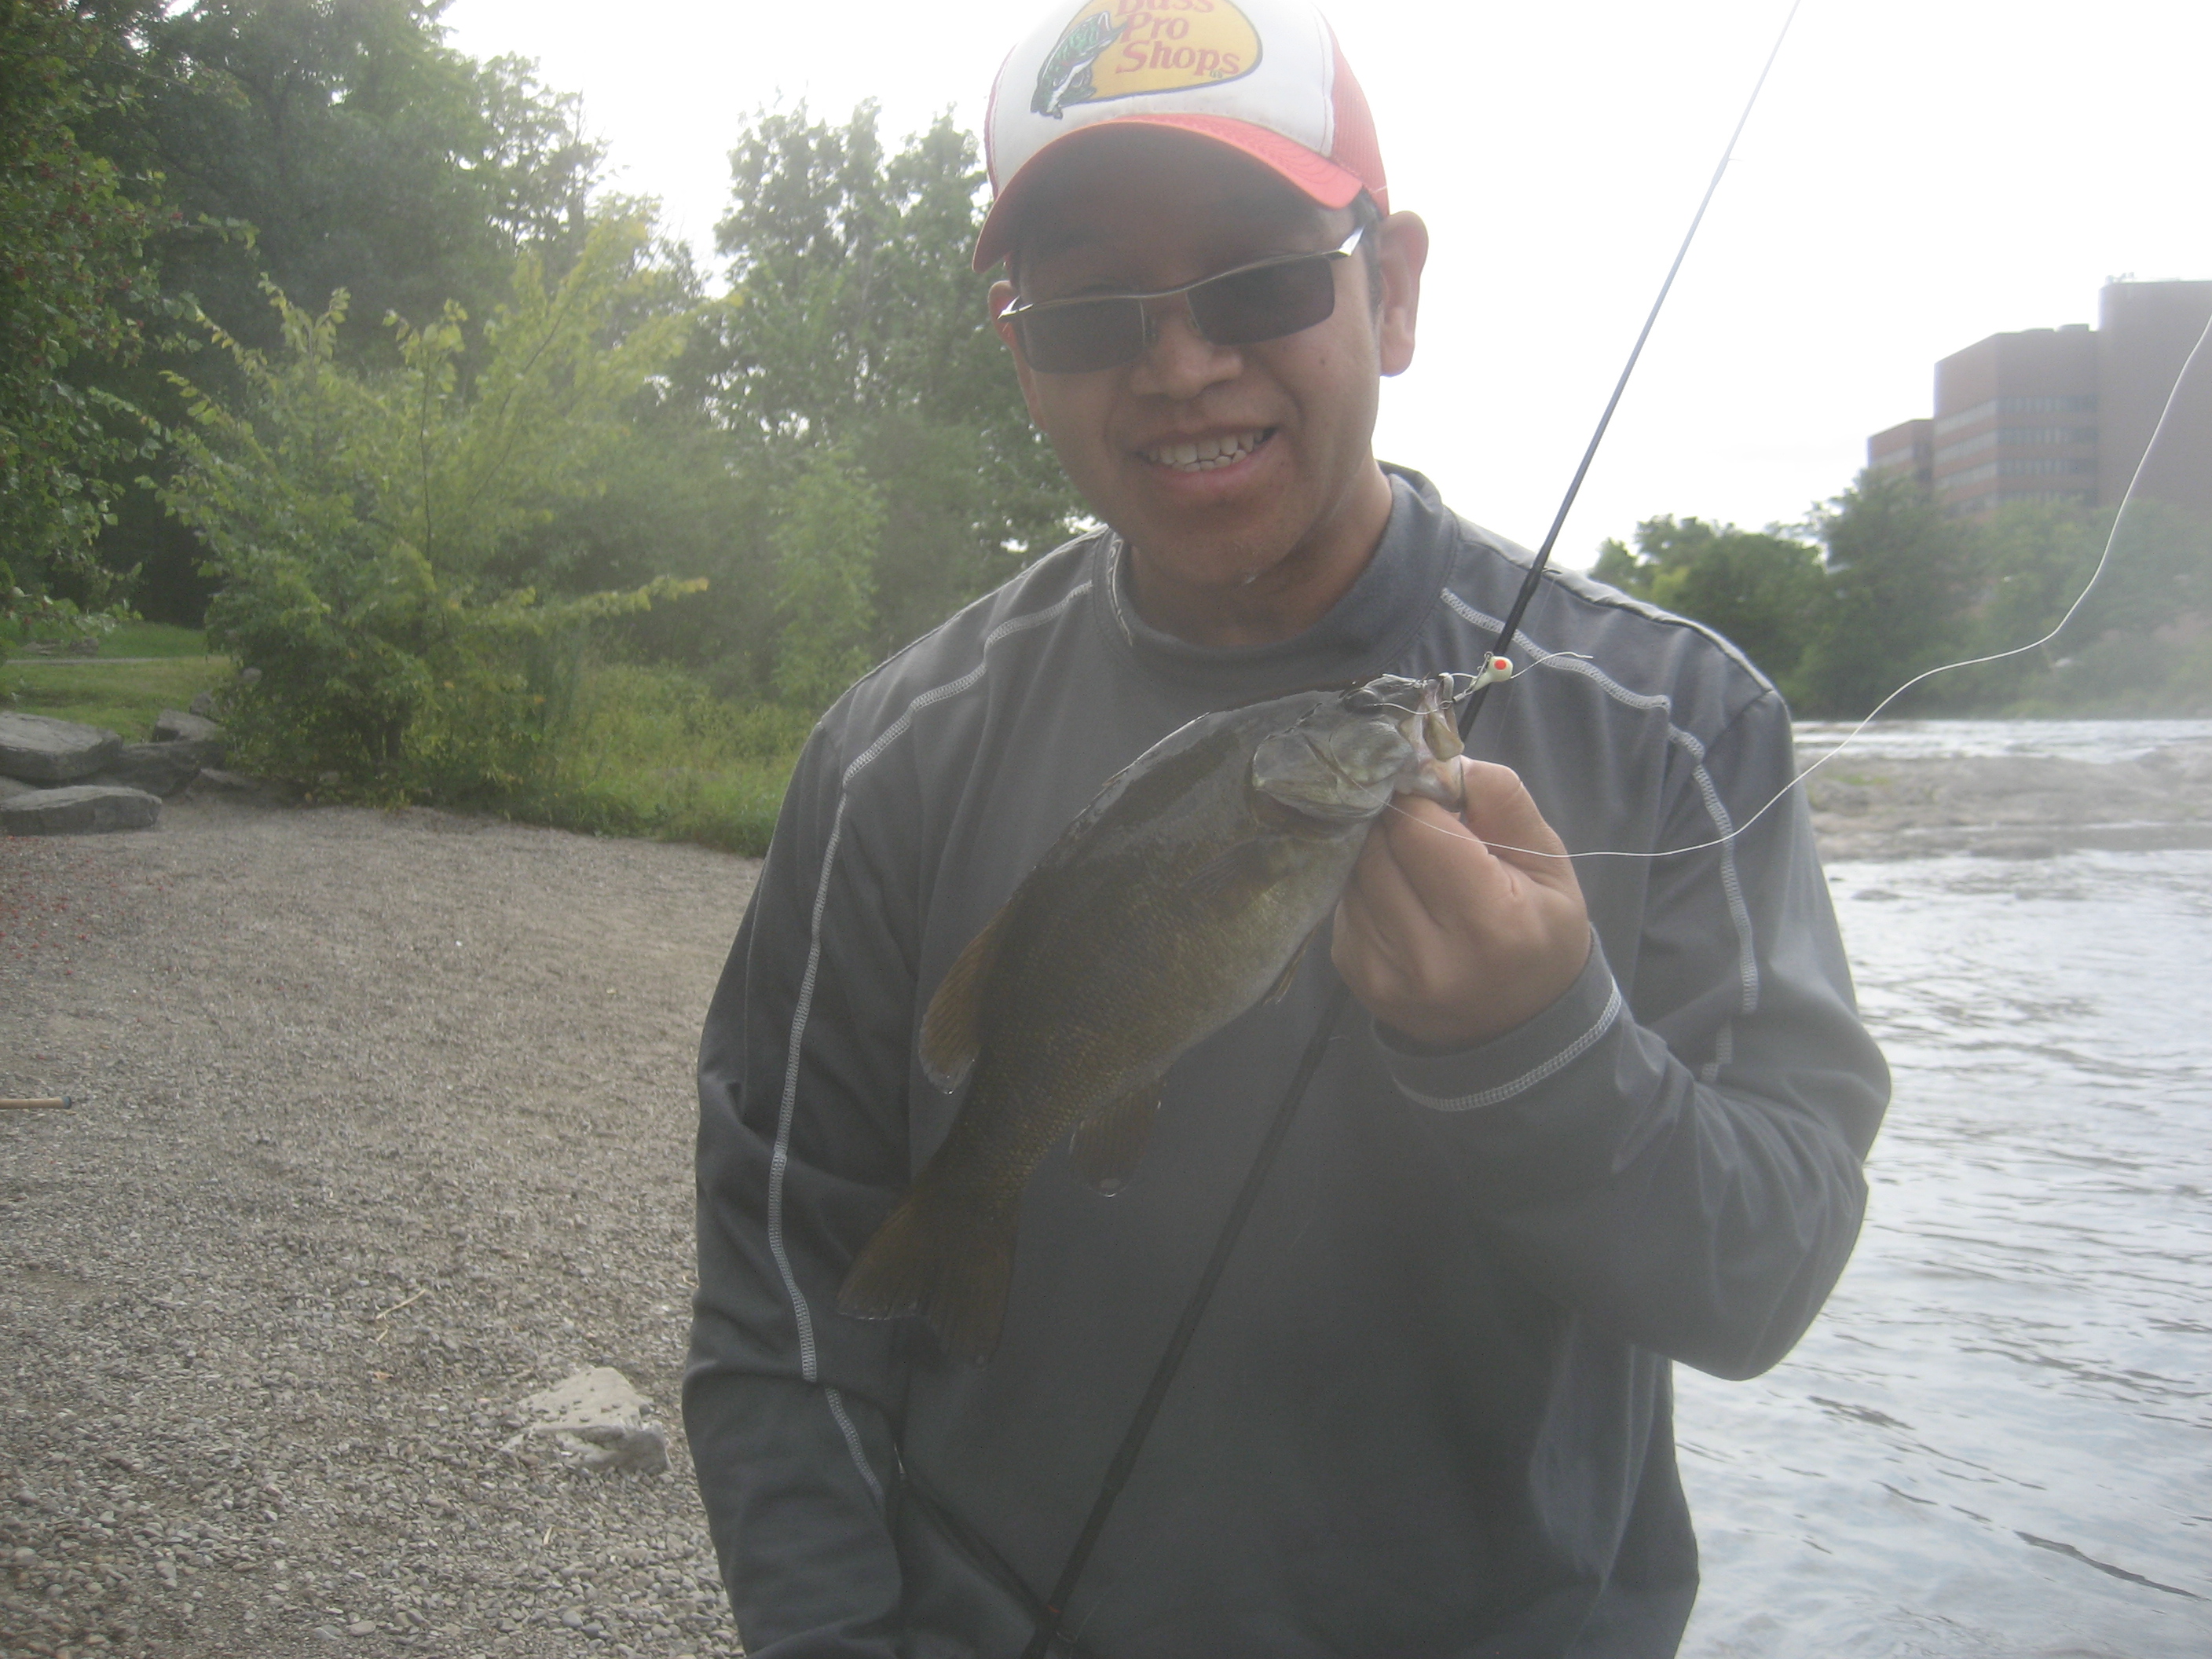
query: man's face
993 130 1423 630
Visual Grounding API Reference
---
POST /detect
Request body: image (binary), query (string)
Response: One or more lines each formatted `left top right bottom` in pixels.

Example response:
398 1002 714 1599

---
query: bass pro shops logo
1031 0 1263 119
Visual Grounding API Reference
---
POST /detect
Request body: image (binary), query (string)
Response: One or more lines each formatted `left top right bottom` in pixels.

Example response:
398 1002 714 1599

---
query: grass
2 645 804 855
518 662 811 856
1 653 233 742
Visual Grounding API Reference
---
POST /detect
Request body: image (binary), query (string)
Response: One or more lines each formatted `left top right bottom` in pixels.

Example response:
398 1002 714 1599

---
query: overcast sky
445 0 2210 568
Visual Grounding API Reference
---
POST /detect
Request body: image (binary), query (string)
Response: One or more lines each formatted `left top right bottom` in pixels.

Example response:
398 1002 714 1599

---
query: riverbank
1800 740 2212 860
2 795 756 1657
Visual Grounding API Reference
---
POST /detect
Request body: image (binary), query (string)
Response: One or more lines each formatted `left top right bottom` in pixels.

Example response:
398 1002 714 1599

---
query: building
1868 280 2212 522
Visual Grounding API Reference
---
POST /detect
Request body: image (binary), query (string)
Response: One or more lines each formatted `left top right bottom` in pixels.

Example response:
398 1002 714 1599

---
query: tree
0 0 165 656
771 449 883 712
65 0 606 620
709 104 1083 665
1591 516 1827 687
156 216 701 796
1794 472 1979 717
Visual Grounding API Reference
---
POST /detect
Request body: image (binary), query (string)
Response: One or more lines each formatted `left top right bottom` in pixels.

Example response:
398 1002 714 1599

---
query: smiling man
686 3 1889 1656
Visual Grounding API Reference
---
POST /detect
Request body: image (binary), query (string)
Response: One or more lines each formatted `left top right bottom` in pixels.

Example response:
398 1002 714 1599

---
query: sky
445 0 2212 569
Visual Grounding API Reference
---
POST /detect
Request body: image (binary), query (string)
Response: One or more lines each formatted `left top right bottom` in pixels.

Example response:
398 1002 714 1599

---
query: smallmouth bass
837 674 1471 1361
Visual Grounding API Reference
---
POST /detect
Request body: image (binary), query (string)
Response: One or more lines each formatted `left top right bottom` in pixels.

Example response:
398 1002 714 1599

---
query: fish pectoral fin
1182 836 1292 905
1068 1075 1166 1196
919 900 1014 1093
1263 929 1317 1006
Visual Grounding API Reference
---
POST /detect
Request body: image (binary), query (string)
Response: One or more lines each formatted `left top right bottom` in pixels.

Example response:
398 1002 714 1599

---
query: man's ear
988 279 1047 424
1375 211 1429 378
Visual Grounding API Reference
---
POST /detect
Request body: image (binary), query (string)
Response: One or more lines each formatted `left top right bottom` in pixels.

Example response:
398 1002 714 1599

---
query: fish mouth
1138 428 1274 474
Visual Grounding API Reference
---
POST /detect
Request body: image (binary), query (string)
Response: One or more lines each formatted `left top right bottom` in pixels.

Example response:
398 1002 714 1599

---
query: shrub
156 217 703 799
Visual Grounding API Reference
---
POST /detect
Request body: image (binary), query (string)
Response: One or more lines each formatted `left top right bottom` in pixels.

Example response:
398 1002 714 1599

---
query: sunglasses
1002 225 1366 375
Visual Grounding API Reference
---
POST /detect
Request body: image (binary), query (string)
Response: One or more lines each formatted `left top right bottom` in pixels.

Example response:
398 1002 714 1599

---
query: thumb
1455 760 1575 877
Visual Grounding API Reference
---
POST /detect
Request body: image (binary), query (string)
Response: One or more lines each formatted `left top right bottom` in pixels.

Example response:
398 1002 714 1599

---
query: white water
1675 834 2212 1655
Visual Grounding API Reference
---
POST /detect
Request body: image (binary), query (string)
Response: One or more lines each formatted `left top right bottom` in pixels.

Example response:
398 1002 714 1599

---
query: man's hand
1331 759 1591 1050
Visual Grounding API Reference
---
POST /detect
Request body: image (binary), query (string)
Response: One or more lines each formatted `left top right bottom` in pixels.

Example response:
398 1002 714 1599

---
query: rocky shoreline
1800 740 2212 861
5 738 2210 1657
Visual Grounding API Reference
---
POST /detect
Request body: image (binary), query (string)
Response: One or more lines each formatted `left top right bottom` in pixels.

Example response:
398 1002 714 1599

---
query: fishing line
1021 6 1811 1655
1419 302 2212 866
1457 0 1807 742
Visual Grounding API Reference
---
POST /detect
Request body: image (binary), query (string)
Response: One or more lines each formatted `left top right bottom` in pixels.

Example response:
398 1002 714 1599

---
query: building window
1933 394 2097 436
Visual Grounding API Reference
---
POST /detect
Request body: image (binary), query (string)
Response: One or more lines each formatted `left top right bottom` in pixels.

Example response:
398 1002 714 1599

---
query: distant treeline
1593 483 2210 718
4 1 2203 829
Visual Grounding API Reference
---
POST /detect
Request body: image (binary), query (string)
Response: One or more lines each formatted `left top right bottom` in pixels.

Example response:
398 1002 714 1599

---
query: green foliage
703 104 1083 685
1592 517 1826 685
771 449 884 711
1793 474 1979 717
0 0 167 657
156 217 704 799
526 661 811 855
57 0 610 621
1607 477 2211 719
1950 500 2212 714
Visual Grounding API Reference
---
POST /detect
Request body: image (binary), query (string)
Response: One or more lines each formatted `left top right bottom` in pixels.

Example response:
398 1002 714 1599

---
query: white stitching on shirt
1440 584 1762 1065
764 580 1093 1496
1400 981 1625 1111
770 795 846 1383
824 1386 884 1510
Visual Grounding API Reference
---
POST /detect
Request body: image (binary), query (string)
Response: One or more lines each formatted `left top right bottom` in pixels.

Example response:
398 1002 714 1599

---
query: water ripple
1678 849 2212 1657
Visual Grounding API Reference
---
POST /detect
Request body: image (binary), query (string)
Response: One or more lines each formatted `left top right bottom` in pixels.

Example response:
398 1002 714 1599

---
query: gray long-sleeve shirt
686 469 1890 1658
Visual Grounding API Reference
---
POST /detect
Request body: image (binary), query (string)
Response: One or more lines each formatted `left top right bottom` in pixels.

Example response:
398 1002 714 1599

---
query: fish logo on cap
1029 0 1264 120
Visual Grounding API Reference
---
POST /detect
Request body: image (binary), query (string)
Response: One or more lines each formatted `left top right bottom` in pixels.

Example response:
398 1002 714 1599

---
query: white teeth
1146 430 1264 471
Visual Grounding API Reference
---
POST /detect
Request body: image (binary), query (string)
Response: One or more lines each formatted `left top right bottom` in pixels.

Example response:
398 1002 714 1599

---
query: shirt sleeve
683 714 921 1657
1375 688 1890 1380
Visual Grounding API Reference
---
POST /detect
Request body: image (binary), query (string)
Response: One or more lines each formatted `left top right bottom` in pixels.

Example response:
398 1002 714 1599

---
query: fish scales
838 676 1467 1361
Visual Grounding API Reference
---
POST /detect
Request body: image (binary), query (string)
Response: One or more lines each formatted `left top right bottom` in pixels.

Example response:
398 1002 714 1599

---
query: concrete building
1868 280 2212 522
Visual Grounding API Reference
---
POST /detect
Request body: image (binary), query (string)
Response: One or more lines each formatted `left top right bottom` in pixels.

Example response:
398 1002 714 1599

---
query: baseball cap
974 0 1389 274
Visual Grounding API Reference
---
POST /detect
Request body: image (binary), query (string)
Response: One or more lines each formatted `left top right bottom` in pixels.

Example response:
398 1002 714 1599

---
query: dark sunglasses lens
1018 298 1148 374
1190 255 1338 346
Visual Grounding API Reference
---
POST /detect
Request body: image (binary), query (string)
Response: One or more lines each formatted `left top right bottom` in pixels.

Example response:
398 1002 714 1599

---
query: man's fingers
1452 760 1576 878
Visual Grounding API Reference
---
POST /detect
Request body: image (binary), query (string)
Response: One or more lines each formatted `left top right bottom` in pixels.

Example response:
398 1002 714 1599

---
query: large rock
152 707 222 744
0 712 122 784
504 1366 668 1475
2 784 161 836
88 742 202 798
150 708 226 766
0 776 34 803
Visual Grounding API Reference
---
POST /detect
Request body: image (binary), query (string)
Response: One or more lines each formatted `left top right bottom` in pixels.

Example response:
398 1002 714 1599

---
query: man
687 2 1889 1654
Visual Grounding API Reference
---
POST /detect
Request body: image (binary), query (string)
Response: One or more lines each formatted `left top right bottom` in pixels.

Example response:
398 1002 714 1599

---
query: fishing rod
1020 5 1809 1654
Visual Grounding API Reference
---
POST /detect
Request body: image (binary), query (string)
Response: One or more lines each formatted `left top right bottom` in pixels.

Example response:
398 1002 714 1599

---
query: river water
1675 723 2212 1657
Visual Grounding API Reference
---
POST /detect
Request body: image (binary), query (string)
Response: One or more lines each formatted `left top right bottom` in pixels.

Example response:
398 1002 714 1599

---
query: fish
837 673 1473 1361
1031 10 1126 119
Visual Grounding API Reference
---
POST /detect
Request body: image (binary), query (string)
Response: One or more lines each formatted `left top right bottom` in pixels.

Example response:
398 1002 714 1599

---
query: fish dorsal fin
919 902 1013 1093
1068 1075 1165 1196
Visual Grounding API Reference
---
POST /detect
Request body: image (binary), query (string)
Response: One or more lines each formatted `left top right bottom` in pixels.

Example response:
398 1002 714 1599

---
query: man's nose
1130 296 1243 397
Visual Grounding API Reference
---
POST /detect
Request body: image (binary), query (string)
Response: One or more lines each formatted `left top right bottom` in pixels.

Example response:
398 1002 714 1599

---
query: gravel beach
2 793 757 1657
5 738 2209 1657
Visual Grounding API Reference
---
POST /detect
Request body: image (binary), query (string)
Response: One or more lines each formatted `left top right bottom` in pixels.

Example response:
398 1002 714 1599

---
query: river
1676 723 2212 1657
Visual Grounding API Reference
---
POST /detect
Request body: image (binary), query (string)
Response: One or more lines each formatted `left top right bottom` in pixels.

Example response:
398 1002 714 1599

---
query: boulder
88 742 202 798
504 1366 668 1475
188 689 218 719
0 712 123 784
2 784 161 836
150 708 226 765
0 776 34 803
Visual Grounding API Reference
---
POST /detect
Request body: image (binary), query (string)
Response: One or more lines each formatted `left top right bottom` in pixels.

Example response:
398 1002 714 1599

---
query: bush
156 217 703 799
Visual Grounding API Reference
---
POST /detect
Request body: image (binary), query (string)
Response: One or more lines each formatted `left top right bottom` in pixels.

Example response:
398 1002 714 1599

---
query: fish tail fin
837 1185 1017 1364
